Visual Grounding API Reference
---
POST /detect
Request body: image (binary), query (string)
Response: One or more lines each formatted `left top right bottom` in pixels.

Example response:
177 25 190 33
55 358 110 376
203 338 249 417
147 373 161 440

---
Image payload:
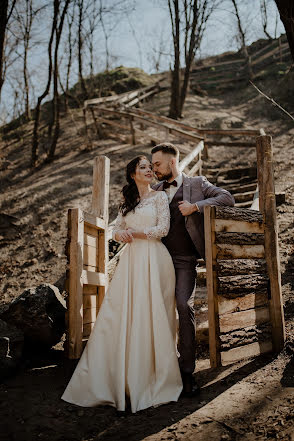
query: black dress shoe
180 372 200 397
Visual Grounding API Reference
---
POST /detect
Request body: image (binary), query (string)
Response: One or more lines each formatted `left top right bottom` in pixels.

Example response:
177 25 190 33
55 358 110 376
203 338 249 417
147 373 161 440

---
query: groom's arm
179 176 234 216
195 176 235 213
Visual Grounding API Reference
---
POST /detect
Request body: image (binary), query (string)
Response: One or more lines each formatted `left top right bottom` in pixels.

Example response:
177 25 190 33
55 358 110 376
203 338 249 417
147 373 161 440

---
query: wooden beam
221 340 272 364
204 206 221 367
82 269 106 286
84 212 105 230
256 135 285 352
179 141 204 171
67 208 84 359
219 306 270 333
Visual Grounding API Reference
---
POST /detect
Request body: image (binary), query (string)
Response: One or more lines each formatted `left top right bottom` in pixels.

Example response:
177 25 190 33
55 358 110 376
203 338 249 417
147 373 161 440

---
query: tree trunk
0 0 8 99
168 0 181 119
47 0 71 162
275 0 294 63
31 0 58 167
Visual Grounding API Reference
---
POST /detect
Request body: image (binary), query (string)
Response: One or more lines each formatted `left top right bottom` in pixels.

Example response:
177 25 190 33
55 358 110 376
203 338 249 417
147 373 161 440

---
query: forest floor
0 81 294 440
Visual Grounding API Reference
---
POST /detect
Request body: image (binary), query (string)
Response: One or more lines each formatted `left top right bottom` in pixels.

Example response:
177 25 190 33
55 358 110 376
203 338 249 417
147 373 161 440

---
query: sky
1 0 285 124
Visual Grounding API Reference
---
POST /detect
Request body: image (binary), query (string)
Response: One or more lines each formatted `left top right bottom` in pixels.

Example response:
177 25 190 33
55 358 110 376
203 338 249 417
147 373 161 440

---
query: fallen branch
250 81 294 122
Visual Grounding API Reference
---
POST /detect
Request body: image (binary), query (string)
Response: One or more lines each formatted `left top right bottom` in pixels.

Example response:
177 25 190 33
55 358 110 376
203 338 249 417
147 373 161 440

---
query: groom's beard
155 168 173 182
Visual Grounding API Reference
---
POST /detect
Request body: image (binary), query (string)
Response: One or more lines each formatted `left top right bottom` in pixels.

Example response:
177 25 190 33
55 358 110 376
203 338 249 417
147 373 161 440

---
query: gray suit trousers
172 255 197 374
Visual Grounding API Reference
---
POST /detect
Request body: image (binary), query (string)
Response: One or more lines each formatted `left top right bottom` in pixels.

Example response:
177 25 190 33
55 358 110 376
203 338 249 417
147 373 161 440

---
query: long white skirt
61 238 182 413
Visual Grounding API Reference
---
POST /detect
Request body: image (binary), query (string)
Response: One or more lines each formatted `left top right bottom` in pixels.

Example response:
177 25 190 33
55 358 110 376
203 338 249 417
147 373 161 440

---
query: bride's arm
131 192 170 240
112 211 133 243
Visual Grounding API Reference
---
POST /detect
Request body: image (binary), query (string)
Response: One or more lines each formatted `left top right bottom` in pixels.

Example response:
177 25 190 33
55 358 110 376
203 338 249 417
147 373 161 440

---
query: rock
0 319 24 379
0 284 66 350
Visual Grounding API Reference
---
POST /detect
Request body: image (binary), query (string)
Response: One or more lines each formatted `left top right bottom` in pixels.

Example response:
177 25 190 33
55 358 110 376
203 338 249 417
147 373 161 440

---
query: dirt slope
0 80 294 440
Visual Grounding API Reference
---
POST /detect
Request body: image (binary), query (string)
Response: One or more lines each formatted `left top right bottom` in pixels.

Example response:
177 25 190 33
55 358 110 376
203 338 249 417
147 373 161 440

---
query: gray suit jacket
153 174 235 259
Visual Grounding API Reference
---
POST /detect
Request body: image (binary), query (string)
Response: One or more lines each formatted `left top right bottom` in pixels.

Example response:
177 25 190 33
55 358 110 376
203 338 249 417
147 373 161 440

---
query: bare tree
0 0 17 99
47 0 71 162
260 0 273 40
230 0 253 80
274 0 294 63
31 0 58 166
168 0 218 119
13 0 45 120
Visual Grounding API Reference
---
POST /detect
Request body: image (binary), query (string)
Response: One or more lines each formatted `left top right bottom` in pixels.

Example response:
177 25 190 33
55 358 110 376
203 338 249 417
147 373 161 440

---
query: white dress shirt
164 173 183 203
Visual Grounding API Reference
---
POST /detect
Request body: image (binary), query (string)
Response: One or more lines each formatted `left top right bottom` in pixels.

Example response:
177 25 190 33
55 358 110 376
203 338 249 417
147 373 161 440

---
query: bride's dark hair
120 155 148 217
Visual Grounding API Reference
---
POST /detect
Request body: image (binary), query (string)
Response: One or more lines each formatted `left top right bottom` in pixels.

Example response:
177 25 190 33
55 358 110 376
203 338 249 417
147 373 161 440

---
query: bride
61 155 182 413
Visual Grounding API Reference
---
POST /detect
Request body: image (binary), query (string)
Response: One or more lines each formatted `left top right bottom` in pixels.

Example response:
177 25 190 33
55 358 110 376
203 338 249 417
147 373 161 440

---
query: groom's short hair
151 143 179 159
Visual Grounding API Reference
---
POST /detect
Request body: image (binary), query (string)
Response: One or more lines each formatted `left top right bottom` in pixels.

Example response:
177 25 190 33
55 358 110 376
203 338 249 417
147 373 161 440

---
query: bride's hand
116 229 133 243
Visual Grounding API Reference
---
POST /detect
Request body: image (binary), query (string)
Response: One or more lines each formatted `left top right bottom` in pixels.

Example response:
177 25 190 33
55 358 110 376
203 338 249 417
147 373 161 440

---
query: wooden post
67 208 84 359
129 115 136 145
204 205 221 367
256 135 285 352
92 155 110 297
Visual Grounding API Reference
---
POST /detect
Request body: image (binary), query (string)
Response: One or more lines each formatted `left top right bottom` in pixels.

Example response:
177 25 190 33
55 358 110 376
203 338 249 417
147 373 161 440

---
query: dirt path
0 86 294 440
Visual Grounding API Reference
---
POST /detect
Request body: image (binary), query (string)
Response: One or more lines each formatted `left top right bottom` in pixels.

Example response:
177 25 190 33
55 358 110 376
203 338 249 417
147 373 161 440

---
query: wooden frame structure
65 156 110 359
204 135 285 367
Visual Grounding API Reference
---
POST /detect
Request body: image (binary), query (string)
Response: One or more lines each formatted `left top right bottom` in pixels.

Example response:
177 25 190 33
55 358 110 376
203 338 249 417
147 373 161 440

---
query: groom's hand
178 200 199 216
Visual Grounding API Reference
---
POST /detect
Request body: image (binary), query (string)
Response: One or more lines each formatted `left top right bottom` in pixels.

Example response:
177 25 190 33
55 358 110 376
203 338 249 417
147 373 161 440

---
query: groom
151 143 235 396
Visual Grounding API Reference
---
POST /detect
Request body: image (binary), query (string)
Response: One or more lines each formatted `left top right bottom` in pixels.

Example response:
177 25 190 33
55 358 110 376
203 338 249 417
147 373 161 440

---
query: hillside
0 45 294 440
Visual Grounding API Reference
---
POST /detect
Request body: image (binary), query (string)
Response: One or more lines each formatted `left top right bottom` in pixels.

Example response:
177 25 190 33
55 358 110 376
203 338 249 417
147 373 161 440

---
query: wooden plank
67 208 84 359
219 306 270 333
83 322 95 338
84 232 98 247
221 340 273 364
204 206 221 367
83 243 98 267
129 108 203 135
82 269 106 286
92 156 110 222
83 307 99 324
83 263 98 272
205 140 256 147
83 284 98 295
256 135 285 351
188 159 202 177
83 293 98 309
216 243 265 259
220 323 272 350
218 292 269 315
98 230 107 307
214 219 264 234
179 141 204 171
197 128 260 136
95 115 130 131
84 212 105 230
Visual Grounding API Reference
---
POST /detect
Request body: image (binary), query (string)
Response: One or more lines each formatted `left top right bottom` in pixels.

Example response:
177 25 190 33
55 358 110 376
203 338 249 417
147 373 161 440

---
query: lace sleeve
143 192 170 239
112 210 126 241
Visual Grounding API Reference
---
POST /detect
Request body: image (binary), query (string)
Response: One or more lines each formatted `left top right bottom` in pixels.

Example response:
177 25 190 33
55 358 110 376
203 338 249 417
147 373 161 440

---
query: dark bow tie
163 180 177 190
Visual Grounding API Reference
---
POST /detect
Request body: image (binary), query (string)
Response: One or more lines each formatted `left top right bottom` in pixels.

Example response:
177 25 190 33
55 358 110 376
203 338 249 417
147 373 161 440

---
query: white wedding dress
61 191 182 413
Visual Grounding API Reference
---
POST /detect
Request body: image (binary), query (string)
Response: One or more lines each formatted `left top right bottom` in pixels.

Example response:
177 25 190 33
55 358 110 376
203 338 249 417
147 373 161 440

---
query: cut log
216 243 265 259
219 306 270 333
221 340 273 364
215 206 263 223
216 258 267 276
214 219 264 234
217 273 269 298
218 292 269 315
233 190 257 203
220 323 272 350
215 232 264 246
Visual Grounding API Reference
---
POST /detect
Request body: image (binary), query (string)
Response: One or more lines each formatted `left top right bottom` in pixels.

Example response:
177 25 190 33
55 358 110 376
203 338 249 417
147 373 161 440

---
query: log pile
205 205 274 366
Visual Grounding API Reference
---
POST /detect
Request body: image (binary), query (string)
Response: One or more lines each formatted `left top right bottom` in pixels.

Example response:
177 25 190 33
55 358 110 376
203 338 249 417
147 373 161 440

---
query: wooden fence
190 34 292 90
